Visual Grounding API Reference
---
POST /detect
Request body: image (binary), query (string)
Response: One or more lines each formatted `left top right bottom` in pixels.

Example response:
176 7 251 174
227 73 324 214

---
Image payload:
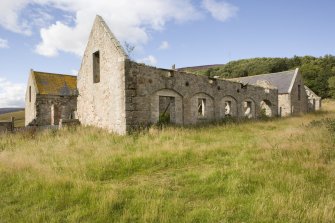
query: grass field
0 102 335 222
0 110 25 127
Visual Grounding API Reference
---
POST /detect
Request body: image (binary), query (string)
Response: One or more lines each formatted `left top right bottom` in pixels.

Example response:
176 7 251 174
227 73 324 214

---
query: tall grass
0 101 335 222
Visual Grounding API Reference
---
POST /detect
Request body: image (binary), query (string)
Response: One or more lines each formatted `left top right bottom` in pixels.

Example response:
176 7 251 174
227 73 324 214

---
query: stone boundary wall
0 120 14 133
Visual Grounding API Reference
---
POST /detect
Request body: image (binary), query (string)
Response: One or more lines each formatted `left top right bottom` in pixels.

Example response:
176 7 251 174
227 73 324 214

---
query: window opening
198 98 206 117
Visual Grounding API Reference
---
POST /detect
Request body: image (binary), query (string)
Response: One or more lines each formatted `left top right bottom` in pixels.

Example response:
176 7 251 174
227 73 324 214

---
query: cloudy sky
0 0 334 107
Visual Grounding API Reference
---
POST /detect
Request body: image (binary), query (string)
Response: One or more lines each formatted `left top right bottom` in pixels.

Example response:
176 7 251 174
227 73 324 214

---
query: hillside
0 108 24 115
0 110 25 127
0 101 335 222
180 55 335 99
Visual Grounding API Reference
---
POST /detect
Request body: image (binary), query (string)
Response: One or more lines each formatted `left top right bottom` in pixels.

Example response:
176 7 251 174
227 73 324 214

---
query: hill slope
0 108 24 115
0 110 25 127
0 102 335 222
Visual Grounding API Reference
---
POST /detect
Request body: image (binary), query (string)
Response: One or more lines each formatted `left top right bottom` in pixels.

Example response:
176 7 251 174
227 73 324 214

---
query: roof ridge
33 70 77 78
238 69 296 79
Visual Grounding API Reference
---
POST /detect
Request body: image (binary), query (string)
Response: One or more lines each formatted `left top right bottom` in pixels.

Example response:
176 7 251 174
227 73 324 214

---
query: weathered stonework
234 69 312 117
0 121 14 132
26 15 321 135
124 61 278 131
76 15 280 135
77 16 128 135
305 85 322 112
288 69 308 115
25 70 77 126
33 95 77 126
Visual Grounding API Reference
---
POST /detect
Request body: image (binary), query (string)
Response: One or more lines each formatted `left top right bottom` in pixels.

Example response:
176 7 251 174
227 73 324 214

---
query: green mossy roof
33 71 77 96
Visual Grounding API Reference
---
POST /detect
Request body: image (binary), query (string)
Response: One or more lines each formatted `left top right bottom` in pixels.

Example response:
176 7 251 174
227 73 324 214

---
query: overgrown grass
1 102 335 222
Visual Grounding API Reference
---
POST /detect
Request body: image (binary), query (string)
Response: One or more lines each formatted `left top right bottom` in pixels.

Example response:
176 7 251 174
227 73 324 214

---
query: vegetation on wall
183 55 335 98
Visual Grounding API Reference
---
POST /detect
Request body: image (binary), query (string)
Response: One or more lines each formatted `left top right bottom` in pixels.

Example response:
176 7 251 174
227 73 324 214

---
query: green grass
1 102 335 222
0 110 25 127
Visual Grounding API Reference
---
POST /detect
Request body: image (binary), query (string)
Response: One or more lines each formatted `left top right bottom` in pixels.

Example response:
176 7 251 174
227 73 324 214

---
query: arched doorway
220 96 238 118
242 99 255 118
190 92 214 123
150 89 183 124
260 100 272 117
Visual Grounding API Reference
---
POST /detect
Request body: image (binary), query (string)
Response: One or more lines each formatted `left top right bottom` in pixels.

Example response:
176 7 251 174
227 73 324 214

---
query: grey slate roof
232 69 297 94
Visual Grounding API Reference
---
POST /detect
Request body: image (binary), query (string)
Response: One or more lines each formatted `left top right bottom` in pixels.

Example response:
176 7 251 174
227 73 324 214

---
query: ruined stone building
76 16 278 135
233 69 311 116
25 70 77 126
304 85 322 112
25 15 321 135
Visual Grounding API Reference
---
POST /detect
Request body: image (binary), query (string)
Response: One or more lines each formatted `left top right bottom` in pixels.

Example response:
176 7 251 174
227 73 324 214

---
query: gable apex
287 68 299 93
94 15 128 58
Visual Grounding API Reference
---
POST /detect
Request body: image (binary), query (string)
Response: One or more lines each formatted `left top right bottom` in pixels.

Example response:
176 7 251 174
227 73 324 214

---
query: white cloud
71 69 78 76
0 78 25 108
159 41 170 50
34 0 202 57
0 0 32 35
0 0 237 57
137 55 157 66
202 0 238 22
0 38 9 48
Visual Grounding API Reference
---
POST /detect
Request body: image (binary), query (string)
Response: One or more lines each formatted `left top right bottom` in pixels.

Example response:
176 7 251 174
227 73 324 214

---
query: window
244 101 252 118
225 101 231 116
93 51 100 83
298 85 301 100
29 86 31 102
198 98 206 117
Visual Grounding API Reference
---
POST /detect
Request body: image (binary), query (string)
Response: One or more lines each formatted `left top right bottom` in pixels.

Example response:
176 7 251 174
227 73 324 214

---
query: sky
0 0 334 107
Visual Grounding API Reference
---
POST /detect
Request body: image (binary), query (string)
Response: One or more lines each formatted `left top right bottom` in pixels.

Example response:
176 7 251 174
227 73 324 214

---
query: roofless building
24 15 321 134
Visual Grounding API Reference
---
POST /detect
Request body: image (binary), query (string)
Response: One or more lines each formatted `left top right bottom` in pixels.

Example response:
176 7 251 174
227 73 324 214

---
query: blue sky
0 0 334 107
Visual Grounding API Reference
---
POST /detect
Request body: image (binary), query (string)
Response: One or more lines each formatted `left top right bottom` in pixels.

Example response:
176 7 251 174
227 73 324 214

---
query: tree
124 42 135 59
328 76 335 99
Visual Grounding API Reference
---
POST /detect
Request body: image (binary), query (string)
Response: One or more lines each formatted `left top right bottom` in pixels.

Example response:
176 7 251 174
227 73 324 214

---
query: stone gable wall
77 17 127 134
25 72 37 126
290 73 308 115
278 94 291 117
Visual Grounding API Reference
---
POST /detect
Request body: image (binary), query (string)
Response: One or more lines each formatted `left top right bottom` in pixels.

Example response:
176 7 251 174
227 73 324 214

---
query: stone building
304 85 322 112
25 70 78 126
77 16 278 134
25 15 321 134
232 69 310 116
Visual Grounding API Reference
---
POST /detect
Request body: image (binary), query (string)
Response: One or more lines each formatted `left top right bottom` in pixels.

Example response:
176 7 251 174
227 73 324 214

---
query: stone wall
278 94 291 117
25 71 37 126
124 61 278 131
305 86 322 112
312 99 322 111
32 95 77 126
289 72 308 115
0 121 14 133
77 16 127 135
